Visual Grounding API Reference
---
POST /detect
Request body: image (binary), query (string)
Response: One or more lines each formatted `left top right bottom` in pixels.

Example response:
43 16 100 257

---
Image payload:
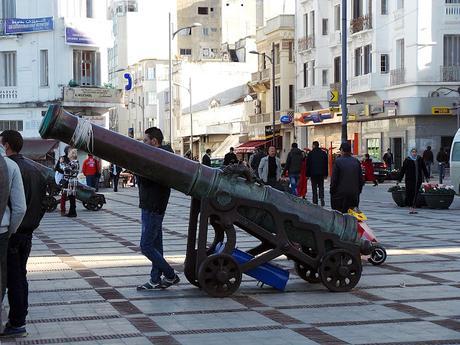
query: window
147 91 156 105
381 0 388 15
202 27 209 36
73 50 101 86
334 5 341 31
147 67 155 80
322 19 328 35
303 62 308 87
180 48 192 56
444 35 460 66
198 6 208 15
304 13 308 37
211 27 217 32
322 69 328 86
289 85 294 109
367 138 381 161
86 0 93 18
334 56 341 83
353 0 363 19
40 50 49 87
288 41 293 62
311 60 316 86
0 120 23 131
0 51 17 86
380 54 389 73
1 0 16 18
452 142 460 162
364 44 372 74
396 38 405 68
310 10 315 40
397 0 404 9
274 44 280 65
355 47 362 76
274 85 281 111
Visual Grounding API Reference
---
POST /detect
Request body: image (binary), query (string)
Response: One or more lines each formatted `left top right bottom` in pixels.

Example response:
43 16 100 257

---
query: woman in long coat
362 153 378 186
398 148 429 214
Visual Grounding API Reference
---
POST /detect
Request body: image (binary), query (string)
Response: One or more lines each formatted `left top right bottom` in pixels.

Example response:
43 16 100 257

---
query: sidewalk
1 185 459 345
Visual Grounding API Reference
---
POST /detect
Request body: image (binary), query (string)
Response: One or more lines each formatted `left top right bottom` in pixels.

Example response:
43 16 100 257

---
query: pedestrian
382 148 394 171
137 127 180 290
249 147 266 178
94 156 102 192
54 146 70 215
202 149 211 166
110 163 122 192
223 147 238 166
0 130 47 338
330 142 364 213
62 149 79 218
436 147 449 184
307 141 328 206
0 145 26 323
422 145 434 178
362 153 378 186
82 153 99 189
283 143 305 195
258 146 282 189
399 148 429 214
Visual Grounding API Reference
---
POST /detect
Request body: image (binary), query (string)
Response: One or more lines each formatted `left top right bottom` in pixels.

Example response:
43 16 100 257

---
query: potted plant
388 185 406 207
420 183 455 209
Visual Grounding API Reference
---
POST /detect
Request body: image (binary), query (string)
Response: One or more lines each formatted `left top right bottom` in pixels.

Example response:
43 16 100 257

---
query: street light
168 13 202 146
174 78 193 159
250 43 276 147
129 100 145 135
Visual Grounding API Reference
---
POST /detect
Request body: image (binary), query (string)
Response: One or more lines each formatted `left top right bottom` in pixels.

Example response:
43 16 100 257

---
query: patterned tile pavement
2 181 460 345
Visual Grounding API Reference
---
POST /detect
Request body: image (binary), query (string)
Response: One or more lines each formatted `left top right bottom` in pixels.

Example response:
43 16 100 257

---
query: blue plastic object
215 243 289 291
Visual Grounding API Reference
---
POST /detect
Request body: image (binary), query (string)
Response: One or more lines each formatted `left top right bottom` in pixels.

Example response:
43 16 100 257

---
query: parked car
361 160 388 183
450 128 460 194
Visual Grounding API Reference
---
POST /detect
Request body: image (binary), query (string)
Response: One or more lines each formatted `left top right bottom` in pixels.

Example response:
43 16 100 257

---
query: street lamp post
341 0 348 143
250 43 276 147
174 78 193 159
168 14 201 146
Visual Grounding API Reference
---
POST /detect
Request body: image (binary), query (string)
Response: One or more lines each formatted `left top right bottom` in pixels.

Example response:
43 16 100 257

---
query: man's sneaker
0 323 27 338
136 280 163 291
160 274 180 288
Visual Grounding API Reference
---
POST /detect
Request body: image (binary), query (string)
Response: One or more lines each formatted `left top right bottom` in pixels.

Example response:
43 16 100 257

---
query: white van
450 128 460 194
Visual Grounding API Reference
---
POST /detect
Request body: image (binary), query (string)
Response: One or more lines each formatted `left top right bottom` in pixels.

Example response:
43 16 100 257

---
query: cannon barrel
39 105 367 250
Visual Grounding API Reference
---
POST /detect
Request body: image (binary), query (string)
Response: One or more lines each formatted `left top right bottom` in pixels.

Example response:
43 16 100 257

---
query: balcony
440 65 460 82
390 68 405 86
0 87 18 103
251 69 270 83
350 15 372 34
249 113 271 125
297 35 315 52
251 71 261 82
445 3 460 22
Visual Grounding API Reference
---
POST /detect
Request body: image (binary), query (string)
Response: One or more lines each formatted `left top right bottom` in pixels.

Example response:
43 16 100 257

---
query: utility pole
341 0 348 143
272 42 276 147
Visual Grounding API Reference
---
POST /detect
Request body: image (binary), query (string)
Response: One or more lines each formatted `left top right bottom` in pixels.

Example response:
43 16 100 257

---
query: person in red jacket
82 153 99 189
362 153 378 186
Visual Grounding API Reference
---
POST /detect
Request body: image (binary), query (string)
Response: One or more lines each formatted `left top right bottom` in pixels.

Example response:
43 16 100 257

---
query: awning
235 139 272 154
212 134 246 158
21 139 59 161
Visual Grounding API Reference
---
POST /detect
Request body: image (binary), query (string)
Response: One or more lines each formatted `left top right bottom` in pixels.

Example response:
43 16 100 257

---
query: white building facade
296 0 460 169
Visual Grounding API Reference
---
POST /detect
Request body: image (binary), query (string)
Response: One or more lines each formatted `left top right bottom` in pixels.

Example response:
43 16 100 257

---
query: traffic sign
124 73 132 91
432 107 451 115
329 89 339 103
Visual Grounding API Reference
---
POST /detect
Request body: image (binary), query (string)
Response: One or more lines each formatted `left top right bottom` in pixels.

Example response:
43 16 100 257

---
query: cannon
26 158 106 212
40 105 374 296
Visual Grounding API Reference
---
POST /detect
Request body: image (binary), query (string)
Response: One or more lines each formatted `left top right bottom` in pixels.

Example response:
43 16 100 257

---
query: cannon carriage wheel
197 253 242 298
294 262 321 284
82 196 105 211
43 195 59 212
319 249 362 292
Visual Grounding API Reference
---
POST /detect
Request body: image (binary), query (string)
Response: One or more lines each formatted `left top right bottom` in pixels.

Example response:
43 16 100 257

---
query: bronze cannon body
40 105 373 296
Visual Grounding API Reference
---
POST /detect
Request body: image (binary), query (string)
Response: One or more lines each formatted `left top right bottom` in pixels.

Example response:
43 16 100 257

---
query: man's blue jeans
289 174 300 196
439 163 446 184
140 209 175 283
86 175 96 188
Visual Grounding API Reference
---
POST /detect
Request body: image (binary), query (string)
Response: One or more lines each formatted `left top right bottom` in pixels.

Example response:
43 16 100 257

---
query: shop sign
279 114 293 124
432 107 452 115
383 100 397 107
5 17 54 34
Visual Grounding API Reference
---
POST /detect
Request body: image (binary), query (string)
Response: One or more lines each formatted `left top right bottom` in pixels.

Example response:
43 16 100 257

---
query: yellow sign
329 90 339 103
432 107 452 115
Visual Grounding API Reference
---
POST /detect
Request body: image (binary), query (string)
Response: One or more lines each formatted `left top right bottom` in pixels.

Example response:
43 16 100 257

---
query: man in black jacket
0 130 47 338
201 149 211 166
283 143 304 195
306 141 328 206
223 147 238 166
136 127 180 291
249 147 265 177
330 142 364 213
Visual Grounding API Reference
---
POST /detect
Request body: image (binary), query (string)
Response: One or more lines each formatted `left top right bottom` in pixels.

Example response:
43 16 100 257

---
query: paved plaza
2 181 460 345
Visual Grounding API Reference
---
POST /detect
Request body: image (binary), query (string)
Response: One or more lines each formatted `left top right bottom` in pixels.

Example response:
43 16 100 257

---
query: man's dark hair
291 143 298 148
365 153 370 159
312 141 319 148
0 130 23 153
427 146 431 150
206 149 211 154
230 147 234 152
145 127 163 144
339 142 351 153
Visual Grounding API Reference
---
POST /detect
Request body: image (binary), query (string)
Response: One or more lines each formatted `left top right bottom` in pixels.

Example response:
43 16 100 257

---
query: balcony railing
350 15 372 34
441 65 460 82
390 68 405 86
249 113 271 125
0 87 18 103
251 71 261 82
261 68 270 80
297 35 315 52
445 3 460 16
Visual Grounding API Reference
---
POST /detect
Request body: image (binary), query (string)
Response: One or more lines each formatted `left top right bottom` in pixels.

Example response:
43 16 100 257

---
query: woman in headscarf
398 148 429 214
